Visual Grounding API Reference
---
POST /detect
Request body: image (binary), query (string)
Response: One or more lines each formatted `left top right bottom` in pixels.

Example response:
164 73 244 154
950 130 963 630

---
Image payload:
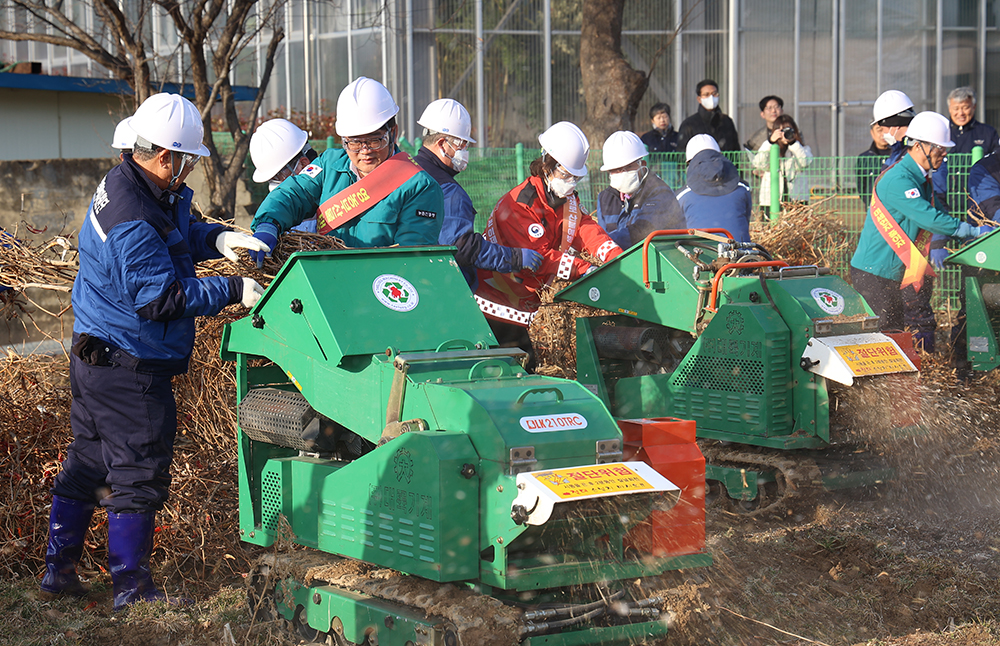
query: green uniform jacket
850 154 960 281
251 147 444 247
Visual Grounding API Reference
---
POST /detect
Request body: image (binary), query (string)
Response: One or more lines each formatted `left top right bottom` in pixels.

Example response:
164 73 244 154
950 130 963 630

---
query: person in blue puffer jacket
676 134 753 242
43 94 267 611
249 78 443 265
414 98 542 288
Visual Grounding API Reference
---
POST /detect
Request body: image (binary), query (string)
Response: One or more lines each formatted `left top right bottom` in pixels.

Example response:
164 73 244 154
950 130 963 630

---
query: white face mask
448 148 469 172
882 131 897 146
700 95 720 111
609 167 646 195
547 175 578 198
268 179 282 192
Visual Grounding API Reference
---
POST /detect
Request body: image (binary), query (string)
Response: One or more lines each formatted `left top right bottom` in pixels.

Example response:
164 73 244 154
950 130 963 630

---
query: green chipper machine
946 227 1000 371
220 247 711 646
556 229 923 511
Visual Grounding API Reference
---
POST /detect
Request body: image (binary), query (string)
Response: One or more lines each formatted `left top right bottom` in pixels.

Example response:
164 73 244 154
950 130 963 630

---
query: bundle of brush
967 196 1000 229
0 226 77 293
749 197 852 268
528 253 614 379
193 216 347 285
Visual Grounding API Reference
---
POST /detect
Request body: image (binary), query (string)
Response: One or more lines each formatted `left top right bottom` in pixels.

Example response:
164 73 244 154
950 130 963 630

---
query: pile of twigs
750 198 853 268
0 311 257 590
0 222 347 590
529 279 613 379
0 227 78 293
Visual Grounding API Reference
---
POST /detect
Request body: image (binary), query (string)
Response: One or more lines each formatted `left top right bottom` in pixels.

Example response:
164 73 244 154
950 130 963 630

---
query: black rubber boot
108 511 191 610
39 495 95 600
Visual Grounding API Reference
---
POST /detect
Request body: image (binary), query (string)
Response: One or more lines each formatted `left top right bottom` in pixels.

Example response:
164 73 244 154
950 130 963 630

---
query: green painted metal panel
947 227 1000 271
963 276 1000 371
556 237 704 333
226 247 496 367
312 431 480 582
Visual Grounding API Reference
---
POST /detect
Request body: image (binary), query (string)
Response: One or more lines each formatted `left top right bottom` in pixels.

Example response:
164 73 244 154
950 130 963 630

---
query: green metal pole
972 145 985 165
515 143 526 184
769 143 781 221
326 135 335 152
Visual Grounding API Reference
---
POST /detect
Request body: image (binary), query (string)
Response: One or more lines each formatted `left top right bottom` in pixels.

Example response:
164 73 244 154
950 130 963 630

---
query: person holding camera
751 115 813 207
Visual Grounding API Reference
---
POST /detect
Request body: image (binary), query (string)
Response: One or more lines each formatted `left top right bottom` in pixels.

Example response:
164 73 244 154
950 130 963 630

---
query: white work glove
216 231 271 262
241 278 265 308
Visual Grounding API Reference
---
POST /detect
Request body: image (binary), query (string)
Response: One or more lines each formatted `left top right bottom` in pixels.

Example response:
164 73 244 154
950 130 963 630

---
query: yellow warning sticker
532 464 655 499
834 341 912 376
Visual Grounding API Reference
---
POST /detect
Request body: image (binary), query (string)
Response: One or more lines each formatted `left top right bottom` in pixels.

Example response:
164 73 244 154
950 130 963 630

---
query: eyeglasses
343 131 391 153
552 164 583 181
182 153 200 168
445 137 469 151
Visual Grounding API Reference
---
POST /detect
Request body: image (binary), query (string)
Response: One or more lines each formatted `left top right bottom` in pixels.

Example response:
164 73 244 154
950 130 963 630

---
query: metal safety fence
216 131 982 311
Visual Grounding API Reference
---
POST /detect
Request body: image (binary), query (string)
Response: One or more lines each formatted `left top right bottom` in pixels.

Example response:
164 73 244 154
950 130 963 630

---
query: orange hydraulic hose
641 228 735 288
707 261 789 311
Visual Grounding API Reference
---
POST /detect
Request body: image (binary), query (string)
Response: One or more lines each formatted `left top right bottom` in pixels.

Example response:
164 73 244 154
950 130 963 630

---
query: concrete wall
0 88 129 161
0 159 254 347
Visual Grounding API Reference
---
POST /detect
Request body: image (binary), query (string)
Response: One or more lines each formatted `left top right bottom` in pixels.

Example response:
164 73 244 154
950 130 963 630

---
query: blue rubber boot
108 511 191 610
39 495 95 599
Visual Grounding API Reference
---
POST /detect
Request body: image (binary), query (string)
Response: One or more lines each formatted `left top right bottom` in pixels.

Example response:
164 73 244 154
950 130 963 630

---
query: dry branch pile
750 198 853 268
0 225 346 590
0 227 78 294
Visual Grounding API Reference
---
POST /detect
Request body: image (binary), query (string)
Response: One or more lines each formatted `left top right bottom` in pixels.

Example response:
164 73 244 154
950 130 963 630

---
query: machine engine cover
800 332 917 386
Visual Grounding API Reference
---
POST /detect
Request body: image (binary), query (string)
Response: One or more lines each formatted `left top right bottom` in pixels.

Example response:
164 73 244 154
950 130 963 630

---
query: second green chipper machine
221 247 710 646
557 229 923 511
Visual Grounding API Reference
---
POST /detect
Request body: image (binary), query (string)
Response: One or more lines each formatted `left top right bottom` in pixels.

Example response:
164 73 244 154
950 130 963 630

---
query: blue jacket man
596 131 686 249
44 94 265 611
251 78 443 264
413 98 541 288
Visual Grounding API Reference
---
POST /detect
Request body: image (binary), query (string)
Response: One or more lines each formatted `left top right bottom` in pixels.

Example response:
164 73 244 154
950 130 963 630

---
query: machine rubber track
247 551 674 645
698 441 824 516
248 551 523 646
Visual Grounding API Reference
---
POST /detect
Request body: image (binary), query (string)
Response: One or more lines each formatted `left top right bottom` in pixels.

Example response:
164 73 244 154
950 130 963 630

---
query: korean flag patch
528 223 545 239
300 164 323 178
904 188 920 199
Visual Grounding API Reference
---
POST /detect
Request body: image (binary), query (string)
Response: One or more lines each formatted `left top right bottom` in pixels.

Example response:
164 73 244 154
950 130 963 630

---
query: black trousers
901 275 937 353
52 352 177 514
851 267 904 331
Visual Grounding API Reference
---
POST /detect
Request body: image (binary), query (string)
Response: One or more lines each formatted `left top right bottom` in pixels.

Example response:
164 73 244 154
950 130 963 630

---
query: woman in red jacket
475 121 623 363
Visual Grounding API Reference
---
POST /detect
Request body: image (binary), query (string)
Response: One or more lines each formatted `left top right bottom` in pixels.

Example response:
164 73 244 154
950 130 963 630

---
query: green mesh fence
217 129 978 312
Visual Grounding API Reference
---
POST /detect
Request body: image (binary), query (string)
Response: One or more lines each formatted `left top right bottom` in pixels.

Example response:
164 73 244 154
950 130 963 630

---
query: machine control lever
800 357 820 370
460 463 477 479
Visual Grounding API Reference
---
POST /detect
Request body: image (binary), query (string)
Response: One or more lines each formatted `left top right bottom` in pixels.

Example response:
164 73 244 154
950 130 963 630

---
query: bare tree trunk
0 0 284 219
580 0 649 147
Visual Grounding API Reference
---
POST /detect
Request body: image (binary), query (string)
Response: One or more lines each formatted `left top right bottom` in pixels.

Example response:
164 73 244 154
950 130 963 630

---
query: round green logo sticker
373 274 419 312
811 287 845 315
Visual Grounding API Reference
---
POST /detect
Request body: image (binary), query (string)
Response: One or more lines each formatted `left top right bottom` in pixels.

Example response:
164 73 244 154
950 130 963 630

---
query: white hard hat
906 111 955 148
335 77 400 137
600 131 647 171
250 119 310 183
538 121 589 177
112 117 137 150
685 134 720 162
417 98 476 144
871 90 915 125
129 93 211 157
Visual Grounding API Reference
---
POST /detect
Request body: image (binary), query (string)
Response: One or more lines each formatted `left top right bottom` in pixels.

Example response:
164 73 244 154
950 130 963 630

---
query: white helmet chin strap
168 152 188 190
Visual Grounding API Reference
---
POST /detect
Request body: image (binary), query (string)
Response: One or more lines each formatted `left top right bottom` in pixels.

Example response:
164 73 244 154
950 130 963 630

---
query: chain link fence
215 131 978 311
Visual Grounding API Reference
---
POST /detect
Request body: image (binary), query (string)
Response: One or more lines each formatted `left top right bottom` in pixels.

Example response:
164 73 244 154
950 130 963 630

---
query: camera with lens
781 126 796 141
